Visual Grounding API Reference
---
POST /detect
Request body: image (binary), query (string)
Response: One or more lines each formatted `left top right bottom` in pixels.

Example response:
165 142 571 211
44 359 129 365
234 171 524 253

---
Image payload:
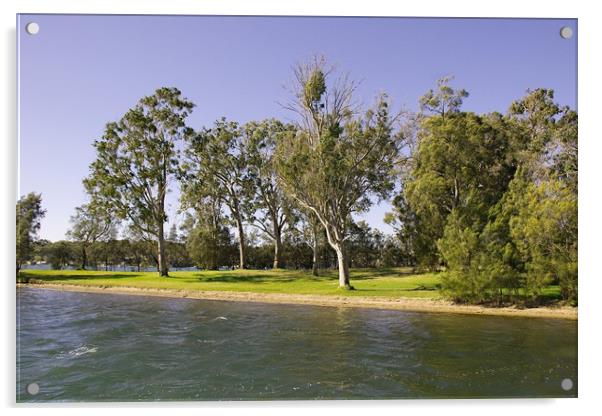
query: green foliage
244 119 298 268
510 178 577 301
419 76 469 117
399 88 516 269
181 118 254 269
347 221 385 268
84 87 194 276
185 201 234 270
275 57 401 287
389 83 578 305
303 69 327 109
16 193 46 273
42 241 75 270
66 203 117 269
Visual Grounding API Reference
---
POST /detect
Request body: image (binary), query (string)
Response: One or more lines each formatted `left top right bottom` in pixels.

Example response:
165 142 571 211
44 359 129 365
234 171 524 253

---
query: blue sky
17 15 577 241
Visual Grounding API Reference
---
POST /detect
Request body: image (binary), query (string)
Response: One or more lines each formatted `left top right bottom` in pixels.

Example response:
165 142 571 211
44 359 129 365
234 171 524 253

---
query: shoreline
18 282 577 320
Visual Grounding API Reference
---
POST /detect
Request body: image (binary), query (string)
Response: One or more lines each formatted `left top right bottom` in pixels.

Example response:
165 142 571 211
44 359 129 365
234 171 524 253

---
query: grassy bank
18 267 563 301
18 268 575 319
19 268 445 298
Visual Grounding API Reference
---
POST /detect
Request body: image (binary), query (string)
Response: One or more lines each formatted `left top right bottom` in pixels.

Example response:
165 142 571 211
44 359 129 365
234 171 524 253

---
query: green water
16 287 577 402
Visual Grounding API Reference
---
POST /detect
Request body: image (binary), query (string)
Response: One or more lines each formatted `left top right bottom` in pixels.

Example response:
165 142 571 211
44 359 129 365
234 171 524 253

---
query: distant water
21 264 198 272
16 287 577 402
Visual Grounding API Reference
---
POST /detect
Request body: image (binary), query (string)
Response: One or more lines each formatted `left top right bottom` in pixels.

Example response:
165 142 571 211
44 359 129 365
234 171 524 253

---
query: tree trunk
311 223 319 276
273 222 282 269
235 216 246 269
81 245 88 270
157 223 169 277
334 243 352 289
311 242 319 277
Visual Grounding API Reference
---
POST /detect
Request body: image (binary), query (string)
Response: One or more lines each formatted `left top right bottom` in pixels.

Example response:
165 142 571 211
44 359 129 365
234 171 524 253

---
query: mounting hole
26 382 40 395
560 26 573 39
25 22 39 35
561 378 574 391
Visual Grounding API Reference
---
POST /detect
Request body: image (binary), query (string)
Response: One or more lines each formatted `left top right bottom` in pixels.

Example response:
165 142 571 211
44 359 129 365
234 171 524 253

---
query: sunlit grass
20 267 444 299
19 267 564 302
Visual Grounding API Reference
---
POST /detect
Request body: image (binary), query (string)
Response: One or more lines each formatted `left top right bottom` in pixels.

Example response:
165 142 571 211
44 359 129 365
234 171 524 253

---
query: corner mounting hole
561 378 574 391
560 26 573 39
26 382 39 395
25 22 39 35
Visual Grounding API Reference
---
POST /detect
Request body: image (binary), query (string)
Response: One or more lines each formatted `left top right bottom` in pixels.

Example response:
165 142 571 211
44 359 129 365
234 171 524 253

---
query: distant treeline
17 57 577 305
25 220 407 272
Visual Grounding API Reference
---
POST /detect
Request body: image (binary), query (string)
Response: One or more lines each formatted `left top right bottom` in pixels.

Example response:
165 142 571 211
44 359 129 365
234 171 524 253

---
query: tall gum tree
84 87 194 276
181 118 253 269
275 57 401 289
244 119 297 269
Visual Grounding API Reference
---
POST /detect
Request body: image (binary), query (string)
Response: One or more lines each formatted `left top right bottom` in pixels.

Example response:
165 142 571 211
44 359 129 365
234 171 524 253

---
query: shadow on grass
188 267 420 284
197 273 298 284
19 272 143 282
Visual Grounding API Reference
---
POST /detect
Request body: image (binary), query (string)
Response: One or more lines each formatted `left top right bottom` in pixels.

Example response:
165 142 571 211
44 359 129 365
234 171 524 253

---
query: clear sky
17 14 577 242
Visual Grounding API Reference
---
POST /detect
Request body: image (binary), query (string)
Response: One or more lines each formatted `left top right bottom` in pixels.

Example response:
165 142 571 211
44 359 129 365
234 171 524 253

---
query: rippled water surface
17 287 577 402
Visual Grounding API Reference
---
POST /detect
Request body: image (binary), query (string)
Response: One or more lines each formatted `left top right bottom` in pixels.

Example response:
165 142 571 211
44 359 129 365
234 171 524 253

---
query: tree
182 118 253 269
378 236 406 268
347 220 384 268
43 241 75 270
167 223 179 242
395 79 516 269
66 203 116 269
245 119 297 268
419 76 469 119
83 87 194 276
184 196 233 270
434 88 578 304
16 193 46 274
275 57 401 288
510 178 577 301
294 208 322 276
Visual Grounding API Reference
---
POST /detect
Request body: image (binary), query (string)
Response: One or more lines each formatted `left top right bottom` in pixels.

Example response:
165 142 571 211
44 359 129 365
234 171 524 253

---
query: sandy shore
19 282 577 320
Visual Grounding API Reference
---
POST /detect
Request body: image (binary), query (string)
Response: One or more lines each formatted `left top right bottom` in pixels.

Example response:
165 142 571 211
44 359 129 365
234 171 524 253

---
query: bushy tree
84 87 194 276
510 178 577 301
43 241 75 270
16 193 46 273
184 195 234 270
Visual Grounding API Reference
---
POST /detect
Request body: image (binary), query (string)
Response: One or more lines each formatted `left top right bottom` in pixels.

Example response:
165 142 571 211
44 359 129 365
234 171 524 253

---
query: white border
2 1 600 415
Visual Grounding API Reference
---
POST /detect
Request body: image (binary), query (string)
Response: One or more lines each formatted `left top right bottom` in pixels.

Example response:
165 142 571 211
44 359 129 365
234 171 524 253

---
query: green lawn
19 268 565 302
19 267 445 299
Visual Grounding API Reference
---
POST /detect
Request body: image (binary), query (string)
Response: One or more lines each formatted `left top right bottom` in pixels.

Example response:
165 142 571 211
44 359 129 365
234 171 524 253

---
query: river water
16 287 577 402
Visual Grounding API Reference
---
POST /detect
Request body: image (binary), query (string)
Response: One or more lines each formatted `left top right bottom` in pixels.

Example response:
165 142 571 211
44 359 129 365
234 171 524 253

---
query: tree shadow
346 268 419 281
19 272 143 282
196 272 298 284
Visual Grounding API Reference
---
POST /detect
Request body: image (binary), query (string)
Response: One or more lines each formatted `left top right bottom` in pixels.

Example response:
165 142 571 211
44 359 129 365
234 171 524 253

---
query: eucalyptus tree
83 87 195 276
182 118 253 269
294 208 322 276
66 203 117 270
275 57 401 289
16 192 46 274
183 194 233 270
244 119 297 269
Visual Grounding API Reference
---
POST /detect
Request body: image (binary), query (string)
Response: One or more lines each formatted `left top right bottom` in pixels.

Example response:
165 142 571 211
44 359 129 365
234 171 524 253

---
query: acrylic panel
16 14 578 402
